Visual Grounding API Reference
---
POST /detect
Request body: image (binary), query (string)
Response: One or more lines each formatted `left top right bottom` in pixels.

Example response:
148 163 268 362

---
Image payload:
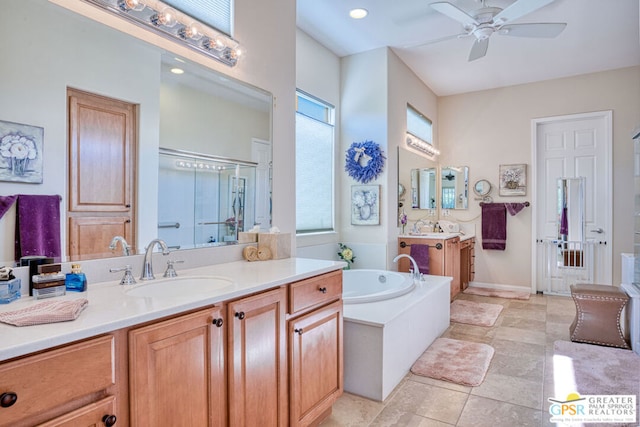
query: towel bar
400 241 442 250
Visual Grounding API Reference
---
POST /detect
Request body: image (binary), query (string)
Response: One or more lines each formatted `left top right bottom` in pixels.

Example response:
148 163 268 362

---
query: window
163 0 233 36
407 104 433 144
296 91 335 233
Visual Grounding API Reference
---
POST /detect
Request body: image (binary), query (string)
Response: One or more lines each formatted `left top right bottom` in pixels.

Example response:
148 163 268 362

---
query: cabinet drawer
289 270 342 315
0 335 115 426
37 396 116 427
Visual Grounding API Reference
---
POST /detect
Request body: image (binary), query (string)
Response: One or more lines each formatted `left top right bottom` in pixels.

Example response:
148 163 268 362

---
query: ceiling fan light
349 8 368 19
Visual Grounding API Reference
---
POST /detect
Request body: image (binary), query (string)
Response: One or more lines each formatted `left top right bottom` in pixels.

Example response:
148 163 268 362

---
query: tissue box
258 233 291 260
238 231 259 243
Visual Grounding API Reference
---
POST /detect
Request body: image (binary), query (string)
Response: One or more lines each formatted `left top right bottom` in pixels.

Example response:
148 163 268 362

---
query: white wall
438 66 640 288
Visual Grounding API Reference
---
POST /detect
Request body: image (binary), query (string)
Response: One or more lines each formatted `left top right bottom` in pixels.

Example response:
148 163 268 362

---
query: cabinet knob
318 287 327 294
213 318 224 327
235 311 245 320
294 328 303 335
102 414 117 426
0 392 17 408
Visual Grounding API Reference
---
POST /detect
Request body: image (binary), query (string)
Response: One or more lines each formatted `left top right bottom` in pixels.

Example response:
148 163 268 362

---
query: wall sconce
85 0 243 67
406 133 440 158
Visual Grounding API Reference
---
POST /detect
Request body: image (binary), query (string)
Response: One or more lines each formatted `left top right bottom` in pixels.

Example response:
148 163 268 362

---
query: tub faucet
141 238 170 281
109 235 131 256
393 254 422 282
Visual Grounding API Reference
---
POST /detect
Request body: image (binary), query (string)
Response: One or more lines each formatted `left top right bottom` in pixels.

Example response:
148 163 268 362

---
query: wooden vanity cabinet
129 306 226 427
0 334 121 427
397 236 461 300
287 270 343 427
227 287 288 427
460 237 476 291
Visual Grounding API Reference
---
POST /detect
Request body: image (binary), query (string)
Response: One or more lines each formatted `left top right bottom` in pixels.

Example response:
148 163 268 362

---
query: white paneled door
532 111 612 294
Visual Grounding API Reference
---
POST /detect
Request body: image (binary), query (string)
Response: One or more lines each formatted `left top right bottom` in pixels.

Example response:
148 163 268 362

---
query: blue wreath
345 140 386 184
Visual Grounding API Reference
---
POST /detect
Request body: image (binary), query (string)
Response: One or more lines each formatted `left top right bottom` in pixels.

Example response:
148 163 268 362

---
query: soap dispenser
65 264 87 292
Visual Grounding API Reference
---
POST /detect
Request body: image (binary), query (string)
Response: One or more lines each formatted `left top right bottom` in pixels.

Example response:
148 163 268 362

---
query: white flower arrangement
0 134 37 176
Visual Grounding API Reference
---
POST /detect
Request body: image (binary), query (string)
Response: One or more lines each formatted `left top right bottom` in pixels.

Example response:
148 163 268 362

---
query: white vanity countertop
0 257 345 362
399 232 475 241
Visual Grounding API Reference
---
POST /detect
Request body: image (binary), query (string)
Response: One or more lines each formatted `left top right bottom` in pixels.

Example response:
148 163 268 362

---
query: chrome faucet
393 254 422 282
109 235 131 256
141 239 170 281
412 220 426 234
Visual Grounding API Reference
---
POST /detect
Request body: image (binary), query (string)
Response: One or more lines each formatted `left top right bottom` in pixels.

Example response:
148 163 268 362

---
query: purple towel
14 195 61 262
410 244 430 274
482 203 507 250
505 203 527 216
559 206 568 236
0 195 17 220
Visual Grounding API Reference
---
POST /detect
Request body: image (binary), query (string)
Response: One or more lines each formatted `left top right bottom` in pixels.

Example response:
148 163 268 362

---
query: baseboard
468 281 532 293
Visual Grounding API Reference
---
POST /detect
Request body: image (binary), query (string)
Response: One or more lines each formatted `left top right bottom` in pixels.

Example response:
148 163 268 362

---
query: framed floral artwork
0 119 44 184
499 164 527 196
351 185 380 225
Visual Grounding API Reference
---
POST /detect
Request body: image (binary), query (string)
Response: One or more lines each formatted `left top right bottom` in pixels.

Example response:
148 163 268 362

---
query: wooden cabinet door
445 237 461 300
129 307 226 427
289 300 343 427
227 287 287 427
397 237 445 275
67 88 136 260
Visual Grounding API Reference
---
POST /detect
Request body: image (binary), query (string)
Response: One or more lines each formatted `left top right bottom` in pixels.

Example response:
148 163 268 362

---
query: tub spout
393 254 422 282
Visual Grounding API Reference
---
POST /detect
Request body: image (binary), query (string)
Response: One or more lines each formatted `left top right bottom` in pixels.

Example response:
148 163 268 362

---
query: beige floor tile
500 315 547 332
487 351 545 383
408 373 472 394
499 307 547 322
491 338 546 358
507 300 547 311
378 380 469 425
457 395 544 427
369 407 454 427
493 326 547 346
471 372 543 410
320 392 385 427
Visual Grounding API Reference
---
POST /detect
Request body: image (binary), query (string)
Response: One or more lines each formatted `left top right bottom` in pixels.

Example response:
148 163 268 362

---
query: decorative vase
11 158 27 176
343 262 351 270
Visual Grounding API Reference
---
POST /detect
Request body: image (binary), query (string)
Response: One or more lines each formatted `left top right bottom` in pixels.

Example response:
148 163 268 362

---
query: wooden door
445 237 461 300
129 307 226 427
67 88 136 260
227 287 287 427
289 300 343 427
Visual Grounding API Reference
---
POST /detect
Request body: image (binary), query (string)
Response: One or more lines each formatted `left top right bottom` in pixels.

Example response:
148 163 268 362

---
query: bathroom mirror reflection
441 166 469 210
0 0 273 264
397 147 438 213
557 177 585 242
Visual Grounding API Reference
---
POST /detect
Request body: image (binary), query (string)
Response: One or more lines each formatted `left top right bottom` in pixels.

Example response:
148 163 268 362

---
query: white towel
0 298 88 327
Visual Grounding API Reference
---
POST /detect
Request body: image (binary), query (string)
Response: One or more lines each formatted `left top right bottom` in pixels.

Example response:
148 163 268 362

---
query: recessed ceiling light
170 67 185 74
349 8 368 19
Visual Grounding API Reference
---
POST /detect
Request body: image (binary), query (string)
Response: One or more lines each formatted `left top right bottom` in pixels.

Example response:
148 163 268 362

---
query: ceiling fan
425 0 567 61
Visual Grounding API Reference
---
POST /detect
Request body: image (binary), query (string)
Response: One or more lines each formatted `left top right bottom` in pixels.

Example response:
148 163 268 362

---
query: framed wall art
0 119 44 184
499 163 527 196
351 185 380 225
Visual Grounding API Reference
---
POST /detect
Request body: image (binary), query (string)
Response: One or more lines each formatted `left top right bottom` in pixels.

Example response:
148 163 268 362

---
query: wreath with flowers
344 140 385 184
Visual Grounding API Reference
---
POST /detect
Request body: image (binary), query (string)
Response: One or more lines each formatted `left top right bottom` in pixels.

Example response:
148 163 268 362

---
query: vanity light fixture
406 133 440 158
85 0 242 67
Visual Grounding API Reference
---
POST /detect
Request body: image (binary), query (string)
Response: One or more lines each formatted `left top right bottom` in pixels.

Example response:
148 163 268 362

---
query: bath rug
450 299 503 327
463 286 530 300
411 337 494 386
551 341 640 415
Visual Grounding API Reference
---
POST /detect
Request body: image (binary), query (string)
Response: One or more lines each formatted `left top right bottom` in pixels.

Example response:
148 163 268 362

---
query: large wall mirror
441 166 469 210
397 147 438 220
0 0 272 264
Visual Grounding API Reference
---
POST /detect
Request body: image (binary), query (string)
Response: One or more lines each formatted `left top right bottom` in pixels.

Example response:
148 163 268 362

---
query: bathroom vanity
0 258 344 427
397 234 475 300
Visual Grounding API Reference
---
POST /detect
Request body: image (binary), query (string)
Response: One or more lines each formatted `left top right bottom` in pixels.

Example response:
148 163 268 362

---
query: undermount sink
124 275 234 299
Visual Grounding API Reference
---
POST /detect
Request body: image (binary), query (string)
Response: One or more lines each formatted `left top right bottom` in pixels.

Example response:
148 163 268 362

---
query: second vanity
0 258 344 427
397 233 475 300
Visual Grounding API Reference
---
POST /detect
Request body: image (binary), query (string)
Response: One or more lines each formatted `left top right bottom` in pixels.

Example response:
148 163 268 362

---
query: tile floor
321 291 580 427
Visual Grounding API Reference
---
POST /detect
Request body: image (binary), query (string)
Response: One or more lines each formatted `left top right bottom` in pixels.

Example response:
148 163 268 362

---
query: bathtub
343 269 416 304
342 269 451 401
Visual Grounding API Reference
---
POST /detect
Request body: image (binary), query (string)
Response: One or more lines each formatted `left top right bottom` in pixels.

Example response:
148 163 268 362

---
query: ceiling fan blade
468 38 489 61
402 32 469 49
430 2 479 27
499 23 567 38
493 0 556 24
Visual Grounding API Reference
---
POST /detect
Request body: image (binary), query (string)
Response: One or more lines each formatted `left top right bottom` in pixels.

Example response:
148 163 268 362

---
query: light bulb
203 35 226 51
118 0 145 11
179 22 203 40
151 7 178 28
